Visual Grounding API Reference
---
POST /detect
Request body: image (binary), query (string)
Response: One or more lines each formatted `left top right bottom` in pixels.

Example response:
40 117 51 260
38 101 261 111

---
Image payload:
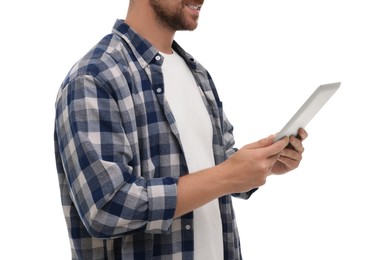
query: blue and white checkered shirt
54 19 254 260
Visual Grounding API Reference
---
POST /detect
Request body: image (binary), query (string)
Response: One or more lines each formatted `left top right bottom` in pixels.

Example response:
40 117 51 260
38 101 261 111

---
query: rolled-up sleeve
55 74 178 238
146 178 177 232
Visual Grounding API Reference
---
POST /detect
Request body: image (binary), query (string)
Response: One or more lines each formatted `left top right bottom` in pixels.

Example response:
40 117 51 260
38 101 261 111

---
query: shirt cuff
145 177 178 233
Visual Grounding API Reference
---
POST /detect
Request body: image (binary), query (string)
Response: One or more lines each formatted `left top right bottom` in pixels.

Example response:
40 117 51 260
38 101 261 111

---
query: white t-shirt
160 50 224 260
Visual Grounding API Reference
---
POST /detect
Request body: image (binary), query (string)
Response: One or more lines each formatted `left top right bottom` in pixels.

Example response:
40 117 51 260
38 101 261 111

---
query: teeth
187 4 201 10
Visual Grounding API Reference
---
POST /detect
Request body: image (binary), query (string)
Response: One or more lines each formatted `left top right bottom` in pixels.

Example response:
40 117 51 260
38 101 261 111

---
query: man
54 0 307 259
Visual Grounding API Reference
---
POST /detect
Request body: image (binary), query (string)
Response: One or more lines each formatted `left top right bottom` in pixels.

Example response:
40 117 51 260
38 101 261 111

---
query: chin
187 24 199 31
183 19 200 31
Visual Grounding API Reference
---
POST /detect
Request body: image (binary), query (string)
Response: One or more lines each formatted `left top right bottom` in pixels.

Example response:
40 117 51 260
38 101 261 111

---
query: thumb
244 135 275 149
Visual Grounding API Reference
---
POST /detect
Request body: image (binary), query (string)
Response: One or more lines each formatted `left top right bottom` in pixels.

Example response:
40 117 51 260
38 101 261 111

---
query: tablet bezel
274 82 341 142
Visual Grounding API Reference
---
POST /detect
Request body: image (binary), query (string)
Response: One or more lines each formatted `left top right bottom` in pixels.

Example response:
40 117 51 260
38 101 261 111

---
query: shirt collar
112 19 159 68
112 19 199 70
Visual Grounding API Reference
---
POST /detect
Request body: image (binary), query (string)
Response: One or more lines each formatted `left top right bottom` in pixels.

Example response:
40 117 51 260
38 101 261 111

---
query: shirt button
156 88 162 93
185 224 191 230
155 55 161 61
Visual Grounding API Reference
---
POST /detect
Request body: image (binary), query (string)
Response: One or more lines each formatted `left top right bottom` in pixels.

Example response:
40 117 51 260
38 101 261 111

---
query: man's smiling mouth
186 4 202 11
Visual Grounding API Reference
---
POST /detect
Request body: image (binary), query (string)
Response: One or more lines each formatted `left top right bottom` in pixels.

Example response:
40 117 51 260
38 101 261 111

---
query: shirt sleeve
55 74 177 238
222 111 258 200
222 111 238 158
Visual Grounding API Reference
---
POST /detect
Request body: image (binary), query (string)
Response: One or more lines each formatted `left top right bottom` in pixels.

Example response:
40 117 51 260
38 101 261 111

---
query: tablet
274 82 341 142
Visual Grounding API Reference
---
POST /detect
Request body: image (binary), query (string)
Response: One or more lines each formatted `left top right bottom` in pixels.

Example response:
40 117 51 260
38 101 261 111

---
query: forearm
173 135 291 218
174 166 228 218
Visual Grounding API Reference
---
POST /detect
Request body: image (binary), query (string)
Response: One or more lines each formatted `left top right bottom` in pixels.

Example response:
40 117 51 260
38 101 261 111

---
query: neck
125 2 175 54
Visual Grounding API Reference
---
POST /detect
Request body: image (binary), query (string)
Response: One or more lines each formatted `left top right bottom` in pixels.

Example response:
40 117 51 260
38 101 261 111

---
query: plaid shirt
54 19 253 260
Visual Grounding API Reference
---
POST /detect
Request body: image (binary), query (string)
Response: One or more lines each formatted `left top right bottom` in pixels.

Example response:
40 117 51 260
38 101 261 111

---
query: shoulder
70 34 128 78
60 33 135 92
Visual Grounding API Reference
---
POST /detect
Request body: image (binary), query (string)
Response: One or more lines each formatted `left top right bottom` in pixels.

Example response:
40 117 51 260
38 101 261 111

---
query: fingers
297 128 308 141
267 151 284 167
281 135 304 161
276 154 301 171
288 135 304 153
243 135 275 149
253 137 289 172
245 135 289 152
280 146 302 162
284 128 308 152
238 135 289 176
276 128 307 169
269 137 290 156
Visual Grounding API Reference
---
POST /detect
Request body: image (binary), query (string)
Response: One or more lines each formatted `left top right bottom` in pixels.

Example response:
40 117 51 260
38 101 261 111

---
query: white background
1 0 389 259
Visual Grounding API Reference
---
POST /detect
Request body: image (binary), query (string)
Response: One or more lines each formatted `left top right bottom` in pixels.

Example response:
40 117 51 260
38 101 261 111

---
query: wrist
213 163 234 196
